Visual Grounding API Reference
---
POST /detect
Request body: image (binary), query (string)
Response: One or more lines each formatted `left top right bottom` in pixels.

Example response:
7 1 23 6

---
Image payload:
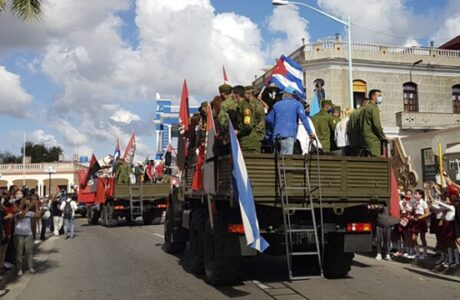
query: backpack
63 201 73 219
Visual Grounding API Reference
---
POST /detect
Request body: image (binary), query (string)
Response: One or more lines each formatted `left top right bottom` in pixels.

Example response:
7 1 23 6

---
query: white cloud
403 37 421 48
431 14 460 45
30 129 58 147
268 5 310 58
0 66 33 117
110 109 141 124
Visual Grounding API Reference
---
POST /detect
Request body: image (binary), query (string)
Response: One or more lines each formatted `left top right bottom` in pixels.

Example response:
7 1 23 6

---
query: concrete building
153 98 199 160
0 161 87 197
254 40 460 137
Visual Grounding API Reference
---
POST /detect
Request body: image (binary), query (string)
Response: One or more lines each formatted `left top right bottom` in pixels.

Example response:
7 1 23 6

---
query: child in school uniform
411 189 430 259
400 190 415 259
433 196 457 267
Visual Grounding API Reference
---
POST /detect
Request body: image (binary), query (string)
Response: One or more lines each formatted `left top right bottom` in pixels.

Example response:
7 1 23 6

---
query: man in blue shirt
265 87 315 154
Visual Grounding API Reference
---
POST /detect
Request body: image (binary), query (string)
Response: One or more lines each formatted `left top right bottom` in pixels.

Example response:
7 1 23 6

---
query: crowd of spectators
0 185 77 294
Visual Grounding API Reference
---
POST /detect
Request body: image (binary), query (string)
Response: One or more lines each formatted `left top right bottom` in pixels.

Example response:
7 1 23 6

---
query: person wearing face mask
311 100 335 153
360 89 386 157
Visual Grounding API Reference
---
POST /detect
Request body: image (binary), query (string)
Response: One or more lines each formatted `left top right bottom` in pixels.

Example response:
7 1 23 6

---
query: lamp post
45 166 56 196
272 0 354 109
409 59 423 83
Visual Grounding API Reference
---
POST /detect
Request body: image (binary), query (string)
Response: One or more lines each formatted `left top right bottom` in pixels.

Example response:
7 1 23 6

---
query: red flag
122 130 136 164
179 80 190 134
389 166 401 219
203 103 216 194
223 66 229 84
192 145 205 191
177 80 190 170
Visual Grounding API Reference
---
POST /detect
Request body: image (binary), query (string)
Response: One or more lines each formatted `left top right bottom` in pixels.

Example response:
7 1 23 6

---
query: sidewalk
0 235 57 299
390 233 460 277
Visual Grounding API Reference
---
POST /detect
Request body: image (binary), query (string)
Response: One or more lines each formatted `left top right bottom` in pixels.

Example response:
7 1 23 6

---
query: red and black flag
82 154 101 188
177 79 190 170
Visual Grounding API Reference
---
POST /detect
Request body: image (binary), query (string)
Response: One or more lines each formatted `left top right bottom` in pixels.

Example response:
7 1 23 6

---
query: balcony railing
289 40 460 62
0 162 86 174
396 112 460 130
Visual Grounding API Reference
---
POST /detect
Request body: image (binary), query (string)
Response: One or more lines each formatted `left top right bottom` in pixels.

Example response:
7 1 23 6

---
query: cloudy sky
0 0 459 160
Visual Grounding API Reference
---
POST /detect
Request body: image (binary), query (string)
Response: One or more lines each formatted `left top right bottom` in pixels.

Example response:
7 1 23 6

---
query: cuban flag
271 55 306 100
228 120 269 253
112 138 121 167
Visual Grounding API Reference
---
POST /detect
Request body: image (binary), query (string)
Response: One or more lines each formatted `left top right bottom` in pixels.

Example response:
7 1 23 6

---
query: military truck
78 172 170 226
163 152 391 285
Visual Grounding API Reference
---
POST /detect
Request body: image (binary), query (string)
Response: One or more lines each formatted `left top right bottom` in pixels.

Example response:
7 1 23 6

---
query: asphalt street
4 219 460 300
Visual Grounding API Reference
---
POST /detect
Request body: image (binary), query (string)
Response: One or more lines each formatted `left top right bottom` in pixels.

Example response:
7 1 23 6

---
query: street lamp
45 166 56 196
409 59 423 82
272 0 354 109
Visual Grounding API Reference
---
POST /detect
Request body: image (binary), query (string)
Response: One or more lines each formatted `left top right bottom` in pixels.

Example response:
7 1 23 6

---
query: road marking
251 280 309 299
154 233 164 238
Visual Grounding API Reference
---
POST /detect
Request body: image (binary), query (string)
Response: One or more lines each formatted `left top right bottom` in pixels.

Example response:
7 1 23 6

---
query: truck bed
114 183 170 200
185 153 391 208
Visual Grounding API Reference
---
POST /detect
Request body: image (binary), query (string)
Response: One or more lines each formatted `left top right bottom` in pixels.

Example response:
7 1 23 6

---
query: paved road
4 219 460 300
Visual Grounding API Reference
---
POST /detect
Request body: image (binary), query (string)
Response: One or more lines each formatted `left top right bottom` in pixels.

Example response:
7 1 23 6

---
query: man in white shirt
60 196 78 239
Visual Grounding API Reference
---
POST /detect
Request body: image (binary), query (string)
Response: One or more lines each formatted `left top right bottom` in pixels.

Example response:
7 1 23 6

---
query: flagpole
23 131 26 186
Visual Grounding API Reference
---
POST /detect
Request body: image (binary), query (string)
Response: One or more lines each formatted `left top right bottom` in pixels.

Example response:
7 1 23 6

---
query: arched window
353 80 367 109
453 85 460 113
403 82 418 112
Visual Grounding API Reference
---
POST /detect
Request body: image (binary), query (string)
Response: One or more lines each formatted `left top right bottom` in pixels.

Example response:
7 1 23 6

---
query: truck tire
163 198 186 254
87 207 99 225
203 216 240 285
189 209 207 275
106 203 117 227
143 210 154 225
323 234 354 279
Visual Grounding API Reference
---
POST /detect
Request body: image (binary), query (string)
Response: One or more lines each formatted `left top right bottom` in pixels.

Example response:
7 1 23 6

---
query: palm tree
0 0 41 20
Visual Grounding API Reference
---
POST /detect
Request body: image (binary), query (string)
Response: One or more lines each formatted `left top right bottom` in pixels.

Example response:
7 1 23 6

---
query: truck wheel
323 234 354 278
189 209 207 275
203 217 240 285
143 210 154 225
163 199 186 254
106 203 117 227
101 205 107 226
87 207 99 225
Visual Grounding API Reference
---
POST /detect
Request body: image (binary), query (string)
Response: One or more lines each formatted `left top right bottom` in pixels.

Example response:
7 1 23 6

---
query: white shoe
384 254 391 261
407 254 415 259
402 253 409 258
34 240 40 245
375 253 382 261
4 262 13 269
29 268 36 273
17 270 23 276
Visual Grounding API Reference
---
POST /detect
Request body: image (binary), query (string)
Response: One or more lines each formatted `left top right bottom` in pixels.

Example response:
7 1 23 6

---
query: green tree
22 141 63 163
0 151 21 163
0 0 41 20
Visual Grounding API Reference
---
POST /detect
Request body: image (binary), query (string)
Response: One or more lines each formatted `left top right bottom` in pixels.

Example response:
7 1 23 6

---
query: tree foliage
0 0 41 20
23 141 63 163
0 141 64 164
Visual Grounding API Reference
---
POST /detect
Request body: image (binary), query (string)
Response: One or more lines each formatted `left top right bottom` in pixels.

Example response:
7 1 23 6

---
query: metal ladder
276 149 324 280
129 180 144 222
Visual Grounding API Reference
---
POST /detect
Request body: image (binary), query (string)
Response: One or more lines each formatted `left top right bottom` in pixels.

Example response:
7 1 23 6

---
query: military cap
218 83 232 93
244 85 255 92
321 99 333 106
333 105 341 113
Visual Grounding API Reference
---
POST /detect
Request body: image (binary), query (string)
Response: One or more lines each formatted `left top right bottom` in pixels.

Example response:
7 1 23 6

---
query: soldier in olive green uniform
311 100 335 153
244 86 266 144
347 99 369 156
232 85 260 153
360 89 386 156
331 105 341 128
218 84 238 141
